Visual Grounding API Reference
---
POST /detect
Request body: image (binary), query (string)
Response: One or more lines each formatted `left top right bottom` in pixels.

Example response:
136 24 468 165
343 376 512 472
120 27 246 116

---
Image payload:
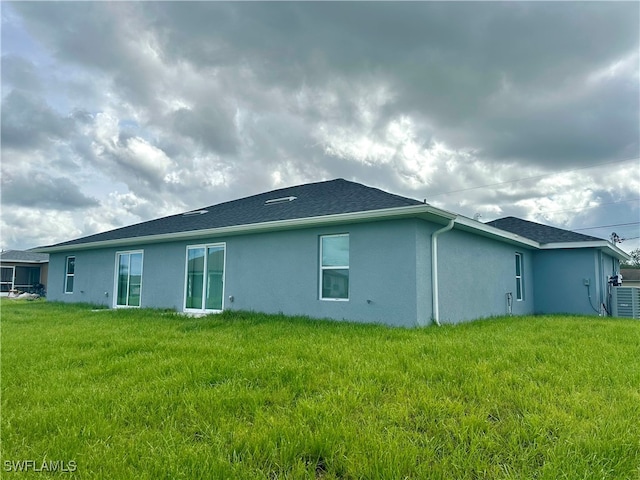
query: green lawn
1 301 639 479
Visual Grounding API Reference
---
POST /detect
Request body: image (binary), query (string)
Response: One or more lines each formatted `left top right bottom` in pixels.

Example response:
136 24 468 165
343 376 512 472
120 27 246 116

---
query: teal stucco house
36 179 628 326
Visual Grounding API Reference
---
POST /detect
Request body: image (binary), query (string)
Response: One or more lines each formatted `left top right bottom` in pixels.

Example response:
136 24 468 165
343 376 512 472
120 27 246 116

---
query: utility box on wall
611 287 640 319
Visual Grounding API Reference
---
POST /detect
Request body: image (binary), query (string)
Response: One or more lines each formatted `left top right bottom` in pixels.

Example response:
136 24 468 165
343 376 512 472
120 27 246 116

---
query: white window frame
183 242 226 313
64 256 75 294
319 233 350 301
1 266 15 294
113 250 144 308
515 252 524 301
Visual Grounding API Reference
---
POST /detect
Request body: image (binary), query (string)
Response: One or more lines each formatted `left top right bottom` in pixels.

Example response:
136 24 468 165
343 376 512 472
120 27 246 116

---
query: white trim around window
319 233 349 301
515 252 524 301
114 250 144 308
1 266 15 294
64 256 75 294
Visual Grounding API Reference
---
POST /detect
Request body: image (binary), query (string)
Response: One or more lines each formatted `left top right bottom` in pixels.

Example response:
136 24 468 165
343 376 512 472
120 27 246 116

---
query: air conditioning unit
611 287 640 319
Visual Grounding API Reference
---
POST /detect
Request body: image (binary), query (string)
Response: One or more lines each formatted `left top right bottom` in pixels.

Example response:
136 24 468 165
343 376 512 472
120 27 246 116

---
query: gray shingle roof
486 216 604 244
47 179 423 248
0 250 49 263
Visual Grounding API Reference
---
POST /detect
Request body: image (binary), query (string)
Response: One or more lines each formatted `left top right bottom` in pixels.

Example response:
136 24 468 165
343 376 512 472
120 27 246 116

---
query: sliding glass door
115 251 143 307
185 243 225 312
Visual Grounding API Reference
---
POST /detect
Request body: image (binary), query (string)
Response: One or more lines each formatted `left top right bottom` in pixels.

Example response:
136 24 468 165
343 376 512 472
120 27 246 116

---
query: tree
621 248 640 268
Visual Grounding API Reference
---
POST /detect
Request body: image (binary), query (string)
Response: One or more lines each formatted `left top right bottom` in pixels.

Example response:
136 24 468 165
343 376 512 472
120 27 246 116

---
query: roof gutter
431 218 456 326
0 259 49 264
539 241 630 261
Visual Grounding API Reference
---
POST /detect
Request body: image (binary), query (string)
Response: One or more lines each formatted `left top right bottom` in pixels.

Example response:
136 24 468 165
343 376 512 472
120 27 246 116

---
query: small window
64 256 75 294
515 253 524 301
320 234 349 300
115 251 143 307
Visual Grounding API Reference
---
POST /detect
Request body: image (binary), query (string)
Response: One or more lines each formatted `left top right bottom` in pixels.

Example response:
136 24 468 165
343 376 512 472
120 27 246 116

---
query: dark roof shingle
486 216 603 244
0 250 49 263
48 179 423 248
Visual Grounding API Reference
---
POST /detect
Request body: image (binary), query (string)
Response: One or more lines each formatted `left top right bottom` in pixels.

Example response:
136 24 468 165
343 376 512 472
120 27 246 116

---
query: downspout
431 219 455 326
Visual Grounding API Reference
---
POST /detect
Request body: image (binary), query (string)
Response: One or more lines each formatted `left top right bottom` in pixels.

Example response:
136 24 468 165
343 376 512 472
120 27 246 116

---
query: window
64 256 75 294
515 253 524 301
184 243 225 312
320 234 349 300
115 251 143 307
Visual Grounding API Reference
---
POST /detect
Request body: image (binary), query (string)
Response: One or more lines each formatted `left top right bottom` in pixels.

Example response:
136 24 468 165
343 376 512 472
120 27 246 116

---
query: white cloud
587 51 640 85
89 111 173 185
0 207 81 249
1 2 638 252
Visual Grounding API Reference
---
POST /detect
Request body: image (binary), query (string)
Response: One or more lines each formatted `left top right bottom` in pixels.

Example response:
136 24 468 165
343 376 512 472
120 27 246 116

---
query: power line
574 221 640 231
426 156 639 198
538 198 640 215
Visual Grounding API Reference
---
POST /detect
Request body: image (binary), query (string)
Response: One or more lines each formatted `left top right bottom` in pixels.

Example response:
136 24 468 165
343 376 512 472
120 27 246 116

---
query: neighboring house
621 269 640 288
34 179 628 326
0 250 49 296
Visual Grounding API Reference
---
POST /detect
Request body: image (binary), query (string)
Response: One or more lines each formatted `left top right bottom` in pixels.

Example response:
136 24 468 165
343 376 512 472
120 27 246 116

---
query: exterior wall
41 263 49 291
49 242 217 308
48 219 425 327
532 248 615 315
47 255 66 299
415 222 436 326
435 229 535 324
224 220 422 326
46 218 618 325
48 250 118 306
598 251 619 316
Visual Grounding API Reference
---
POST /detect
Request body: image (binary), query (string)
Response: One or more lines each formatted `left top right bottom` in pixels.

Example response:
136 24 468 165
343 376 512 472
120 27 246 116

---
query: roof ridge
347 180 423 206
193 178 342 211
193 178 421 211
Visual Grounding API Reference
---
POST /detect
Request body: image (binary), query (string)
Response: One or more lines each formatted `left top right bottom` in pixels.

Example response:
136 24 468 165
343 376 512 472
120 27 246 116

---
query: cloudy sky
2 2 639 253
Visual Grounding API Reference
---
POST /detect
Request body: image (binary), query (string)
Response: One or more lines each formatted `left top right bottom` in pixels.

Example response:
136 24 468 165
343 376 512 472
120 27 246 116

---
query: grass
1 300 639 479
